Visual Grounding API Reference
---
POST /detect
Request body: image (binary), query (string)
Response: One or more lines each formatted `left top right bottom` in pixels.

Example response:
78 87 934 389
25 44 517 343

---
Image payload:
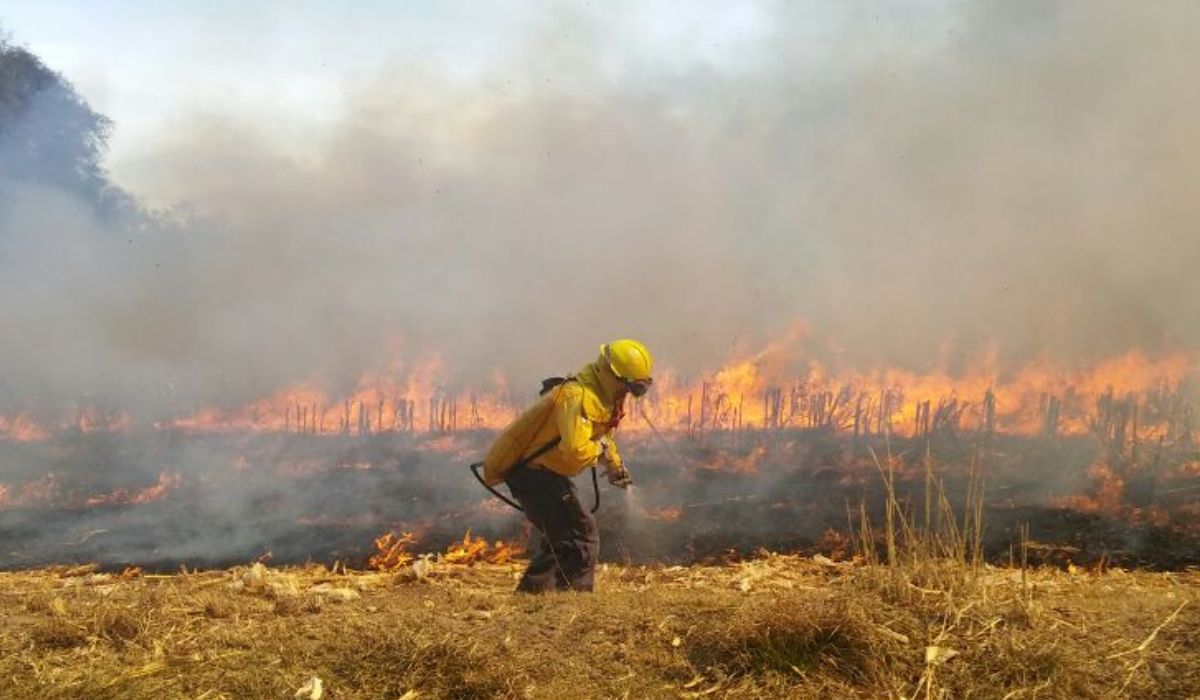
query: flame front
635 347 1194 441
160 359 517 435
0 340 1195 444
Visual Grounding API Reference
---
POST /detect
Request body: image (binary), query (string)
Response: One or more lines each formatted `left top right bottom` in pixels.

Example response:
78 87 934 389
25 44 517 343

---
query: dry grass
0 555 1196 699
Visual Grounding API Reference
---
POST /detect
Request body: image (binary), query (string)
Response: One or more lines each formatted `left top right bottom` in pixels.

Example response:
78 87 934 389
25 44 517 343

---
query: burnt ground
1 429 1199 571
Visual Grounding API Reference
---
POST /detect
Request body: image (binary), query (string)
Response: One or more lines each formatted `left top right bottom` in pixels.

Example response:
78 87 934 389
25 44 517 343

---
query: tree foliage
0 32 130 219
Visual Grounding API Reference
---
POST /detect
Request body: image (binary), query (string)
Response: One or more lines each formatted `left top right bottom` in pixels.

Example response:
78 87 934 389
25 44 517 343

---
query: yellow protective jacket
482 361 625 486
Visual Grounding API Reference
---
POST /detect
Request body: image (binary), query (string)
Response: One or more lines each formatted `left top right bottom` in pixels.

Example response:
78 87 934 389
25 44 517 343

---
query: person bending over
481 339 653 592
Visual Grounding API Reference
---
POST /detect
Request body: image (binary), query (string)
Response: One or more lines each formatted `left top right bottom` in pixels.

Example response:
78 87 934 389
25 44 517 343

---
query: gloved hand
598 437 616 466
597 438 631 487
606 464 633 489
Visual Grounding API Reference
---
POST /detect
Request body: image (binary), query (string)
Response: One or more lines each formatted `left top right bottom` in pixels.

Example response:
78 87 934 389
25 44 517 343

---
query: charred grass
0 555 1197 699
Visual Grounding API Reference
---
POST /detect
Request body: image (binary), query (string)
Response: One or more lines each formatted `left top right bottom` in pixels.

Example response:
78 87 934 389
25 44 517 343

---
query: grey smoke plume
3 0 1200 423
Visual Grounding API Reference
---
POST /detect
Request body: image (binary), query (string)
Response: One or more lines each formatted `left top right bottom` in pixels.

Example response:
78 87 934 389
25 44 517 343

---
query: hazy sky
2 1 810 202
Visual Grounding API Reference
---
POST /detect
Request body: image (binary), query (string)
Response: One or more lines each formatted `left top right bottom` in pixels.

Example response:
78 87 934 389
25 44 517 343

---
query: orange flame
635 347 1194 440
366 529 524 570
1053 463 1127 515
442 530 489 565
0 336 1195 442
488 538 525 564
367 531 416 571
441 529 526 565
85 472 181 507
160 358 517 435
0 414 49 442
0 474 63 509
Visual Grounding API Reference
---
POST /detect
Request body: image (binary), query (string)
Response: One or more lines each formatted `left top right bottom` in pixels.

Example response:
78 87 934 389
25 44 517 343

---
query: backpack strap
513 435 562 470
540 376 569 395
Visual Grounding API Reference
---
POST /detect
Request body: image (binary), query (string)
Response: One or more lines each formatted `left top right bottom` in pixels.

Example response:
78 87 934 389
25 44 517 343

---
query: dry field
1 553 1198 699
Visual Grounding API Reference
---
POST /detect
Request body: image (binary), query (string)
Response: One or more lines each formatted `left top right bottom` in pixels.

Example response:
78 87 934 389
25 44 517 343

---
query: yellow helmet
601 339 654 395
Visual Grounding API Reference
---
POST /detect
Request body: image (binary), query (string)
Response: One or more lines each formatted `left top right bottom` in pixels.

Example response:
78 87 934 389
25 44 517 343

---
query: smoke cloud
3 0 1200 421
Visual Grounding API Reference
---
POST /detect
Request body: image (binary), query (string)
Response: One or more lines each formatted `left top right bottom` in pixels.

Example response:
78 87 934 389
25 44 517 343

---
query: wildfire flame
367 531 416 571
159 359 517 436
1053 462 1128 515
442 530 489 565
637 348 1194 440
157 346 1199 442
442 530 525 565
0 474 65 510
367 530 525 570
85 472 181 507
0 414 49 442
0 339 1194 444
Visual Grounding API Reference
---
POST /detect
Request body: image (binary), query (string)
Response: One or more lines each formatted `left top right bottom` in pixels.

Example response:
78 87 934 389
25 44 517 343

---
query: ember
648 506 683 522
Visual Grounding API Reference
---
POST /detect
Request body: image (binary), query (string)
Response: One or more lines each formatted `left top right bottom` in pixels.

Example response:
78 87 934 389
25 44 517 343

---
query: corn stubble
2 455 1199 699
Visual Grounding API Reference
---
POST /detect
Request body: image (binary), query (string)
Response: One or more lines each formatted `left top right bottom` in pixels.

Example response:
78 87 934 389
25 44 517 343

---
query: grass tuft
688 596 882 685
197 592 235 619
92 607 142 645
30 618 88 650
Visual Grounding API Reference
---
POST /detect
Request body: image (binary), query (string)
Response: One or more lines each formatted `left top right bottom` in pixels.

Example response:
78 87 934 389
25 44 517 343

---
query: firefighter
480 339 653 592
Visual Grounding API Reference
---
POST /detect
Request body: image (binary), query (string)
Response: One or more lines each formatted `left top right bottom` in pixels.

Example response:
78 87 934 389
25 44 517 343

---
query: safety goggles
622 377 653 398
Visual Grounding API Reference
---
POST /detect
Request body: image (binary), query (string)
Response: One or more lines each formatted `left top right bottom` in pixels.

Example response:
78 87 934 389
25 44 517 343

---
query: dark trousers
505 465 598 593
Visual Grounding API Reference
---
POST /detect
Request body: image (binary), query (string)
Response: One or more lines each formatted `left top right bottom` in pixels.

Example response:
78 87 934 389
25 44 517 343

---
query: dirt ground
1 555 1198 699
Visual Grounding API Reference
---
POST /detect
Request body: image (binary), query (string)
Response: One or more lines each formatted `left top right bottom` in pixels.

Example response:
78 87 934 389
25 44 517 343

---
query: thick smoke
3 0 1200 421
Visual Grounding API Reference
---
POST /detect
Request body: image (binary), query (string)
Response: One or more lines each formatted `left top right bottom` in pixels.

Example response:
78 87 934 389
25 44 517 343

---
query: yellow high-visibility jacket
482 361 625 486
